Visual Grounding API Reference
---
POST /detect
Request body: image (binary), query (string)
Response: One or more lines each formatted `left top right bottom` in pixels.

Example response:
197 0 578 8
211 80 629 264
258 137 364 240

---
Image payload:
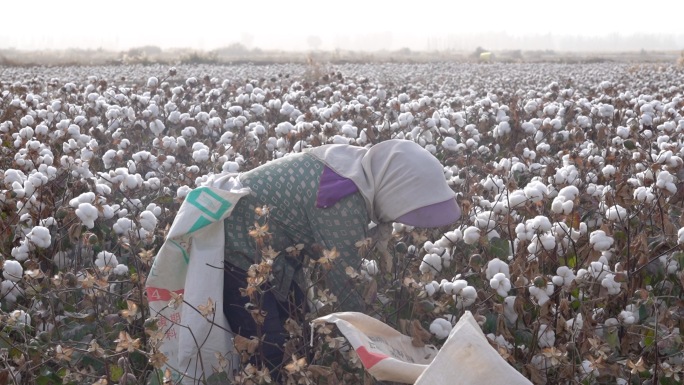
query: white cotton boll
455 286 477 309
589 261 609 280
605 205 627 221
601 274 622 295
462 226 480 245
424 281 440 297
1 280 23 302
362 259 379 276
537 324 556 348
147 77 159 88
177 185 191 199
503 296 518 323
524 100 538 114
113 264 129 276
551 196 573 215
3 260 24 282
554 266 575 287
490 273 511 297
557 185 579 200
601 165 616 177
442 137 460 152
507 190 528 209
10 310 31 329
633 186 655 204
618 310 636 325
441 279 468 295
589 230 614 251
524 181 548 203
27 226 51 248
430 318 453 339
95 251 118 269
113 217 136 234
11 243 30 262
181 126 197 138
529 283 554 305
139 210 158 232
69 192 95 207
75 202 98 229
420 253 442 274
149 119 165 136
485 258 510 279
656 170 677 193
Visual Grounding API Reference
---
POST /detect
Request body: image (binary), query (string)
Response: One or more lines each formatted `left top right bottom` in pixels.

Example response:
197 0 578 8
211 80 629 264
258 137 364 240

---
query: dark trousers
223 265 305 375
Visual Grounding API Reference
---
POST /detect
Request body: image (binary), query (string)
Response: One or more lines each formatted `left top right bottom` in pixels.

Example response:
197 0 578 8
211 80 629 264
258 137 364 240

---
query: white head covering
307 139 456 224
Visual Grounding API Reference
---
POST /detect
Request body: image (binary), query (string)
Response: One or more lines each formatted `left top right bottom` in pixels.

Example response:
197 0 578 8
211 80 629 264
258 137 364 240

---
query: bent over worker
221 139 461 375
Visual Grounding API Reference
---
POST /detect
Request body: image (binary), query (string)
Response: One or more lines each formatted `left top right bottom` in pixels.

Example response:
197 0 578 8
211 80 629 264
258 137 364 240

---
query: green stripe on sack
186 187 232 220
188 216 213 234
169 240 190 264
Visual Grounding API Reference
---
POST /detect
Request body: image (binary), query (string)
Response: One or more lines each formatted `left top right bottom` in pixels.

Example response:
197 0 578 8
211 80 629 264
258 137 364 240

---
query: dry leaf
198 298 215 317
410 319 431 347
284 354 307 374
363 279 378 305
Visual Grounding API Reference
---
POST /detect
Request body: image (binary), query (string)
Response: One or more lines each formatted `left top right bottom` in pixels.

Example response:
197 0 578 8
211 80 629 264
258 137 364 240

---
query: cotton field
1 62 684 384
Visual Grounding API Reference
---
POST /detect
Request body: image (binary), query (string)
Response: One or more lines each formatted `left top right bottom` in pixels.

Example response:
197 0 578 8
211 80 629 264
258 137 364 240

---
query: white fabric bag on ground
146 174 250 384
414 311 532 385
313 311 532 385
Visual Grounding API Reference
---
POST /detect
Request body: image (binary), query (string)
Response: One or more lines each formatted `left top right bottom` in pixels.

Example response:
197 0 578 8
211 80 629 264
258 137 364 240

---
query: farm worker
221 139 461 373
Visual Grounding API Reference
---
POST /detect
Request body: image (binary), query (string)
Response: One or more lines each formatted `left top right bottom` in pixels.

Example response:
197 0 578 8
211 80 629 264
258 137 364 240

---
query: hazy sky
1 0 682 51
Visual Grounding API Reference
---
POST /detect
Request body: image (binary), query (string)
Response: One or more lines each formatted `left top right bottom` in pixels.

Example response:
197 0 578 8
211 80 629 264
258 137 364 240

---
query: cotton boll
551 195 574 215
27 226 51 248
441 279 468 295
177 186 191 199
113 264 129 276
75 202 98 229
489 273 511 297
3 260 24 282
149 119 165 136
537 324 555 348
9 310 31 330
139 210 158 232
113 217 136 234
442 137 460 152
618 310 636 325
462 226 480 245
605 205 627 221
523 181 548 203
69 192 96 207
11 243 30 261
95 251 118 269
362 259 379 276
601 274 622 295
1 280 23 303
553 266 575 287
529 282 554 305
503 296 518 323
454 285 477 309
589 230 613 251
485 258 510 279
420 253 442 274
424 281 440 297
430 318 453 339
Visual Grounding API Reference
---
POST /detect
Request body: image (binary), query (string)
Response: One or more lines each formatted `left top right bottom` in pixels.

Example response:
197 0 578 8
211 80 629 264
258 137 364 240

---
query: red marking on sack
356 346 389 369
146 287 184 301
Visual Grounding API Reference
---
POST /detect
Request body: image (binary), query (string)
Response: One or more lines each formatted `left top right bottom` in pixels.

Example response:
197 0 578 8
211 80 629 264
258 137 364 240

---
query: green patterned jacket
223 152 369 311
